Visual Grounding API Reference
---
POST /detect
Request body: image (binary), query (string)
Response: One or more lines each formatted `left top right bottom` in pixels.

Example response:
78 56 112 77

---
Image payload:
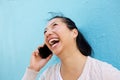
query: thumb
45 54 53 61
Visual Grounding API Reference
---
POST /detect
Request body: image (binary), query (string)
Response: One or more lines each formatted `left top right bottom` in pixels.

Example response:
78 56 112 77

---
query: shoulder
89 56 119 69
88 56 120 80
88 56 117 68
88 56 120 71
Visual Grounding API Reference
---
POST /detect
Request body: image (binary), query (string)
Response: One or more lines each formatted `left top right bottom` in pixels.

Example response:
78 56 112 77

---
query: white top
22 56 120 80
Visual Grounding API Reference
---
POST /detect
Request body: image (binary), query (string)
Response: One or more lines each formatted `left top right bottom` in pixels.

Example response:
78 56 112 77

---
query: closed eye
44 28 47 34
52 23 58 26
44 22 58 34
44 30 47 34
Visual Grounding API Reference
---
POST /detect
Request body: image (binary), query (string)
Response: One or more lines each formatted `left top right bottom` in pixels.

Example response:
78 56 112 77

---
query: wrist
28 66 40 72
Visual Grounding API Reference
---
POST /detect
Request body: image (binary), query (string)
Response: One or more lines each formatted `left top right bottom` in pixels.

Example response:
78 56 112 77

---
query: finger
32 50 39 57
37 44 45 49
35 52 39 56
45 54 53 61
32 51 36 56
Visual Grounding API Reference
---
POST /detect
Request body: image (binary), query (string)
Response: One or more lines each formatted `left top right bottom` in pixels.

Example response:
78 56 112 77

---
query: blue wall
0 0 120 80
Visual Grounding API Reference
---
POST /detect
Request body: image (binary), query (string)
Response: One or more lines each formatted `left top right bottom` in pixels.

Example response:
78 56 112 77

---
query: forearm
22 68 39 80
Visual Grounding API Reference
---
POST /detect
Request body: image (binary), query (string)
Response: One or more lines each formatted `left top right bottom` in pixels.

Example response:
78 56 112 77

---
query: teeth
49 38 59 46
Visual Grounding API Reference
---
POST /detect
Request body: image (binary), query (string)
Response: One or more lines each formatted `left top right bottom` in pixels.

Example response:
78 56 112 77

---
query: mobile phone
38 44 52 58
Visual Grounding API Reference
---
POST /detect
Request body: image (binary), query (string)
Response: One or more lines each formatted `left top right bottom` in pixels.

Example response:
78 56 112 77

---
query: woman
22 16 120 80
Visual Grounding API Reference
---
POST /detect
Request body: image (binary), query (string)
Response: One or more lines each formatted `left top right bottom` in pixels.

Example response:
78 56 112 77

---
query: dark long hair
49 16 92 56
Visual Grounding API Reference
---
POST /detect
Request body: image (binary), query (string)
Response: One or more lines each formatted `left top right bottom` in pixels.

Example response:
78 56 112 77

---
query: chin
53 48 62 56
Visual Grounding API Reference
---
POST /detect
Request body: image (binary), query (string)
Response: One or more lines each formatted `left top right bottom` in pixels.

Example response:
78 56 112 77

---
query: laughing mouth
48 38 59 47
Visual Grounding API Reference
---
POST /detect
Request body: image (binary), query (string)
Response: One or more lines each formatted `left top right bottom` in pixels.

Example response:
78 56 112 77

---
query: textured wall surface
0 0 120 80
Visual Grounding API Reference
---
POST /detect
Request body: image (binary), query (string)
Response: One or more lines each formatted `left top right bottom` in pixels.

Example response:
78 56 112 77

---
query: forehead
46 18 64 27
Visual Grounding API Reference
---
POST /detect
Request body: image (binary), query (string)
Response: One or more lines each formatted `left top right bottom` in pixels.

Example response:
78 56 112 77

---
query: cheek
44 36 48 45
54 26 71 39
57 27 68 34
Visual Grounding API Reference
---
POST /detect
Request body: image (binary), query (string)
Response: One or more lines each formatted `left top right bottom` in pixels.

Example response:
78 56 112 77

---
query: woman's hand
29 45 52 72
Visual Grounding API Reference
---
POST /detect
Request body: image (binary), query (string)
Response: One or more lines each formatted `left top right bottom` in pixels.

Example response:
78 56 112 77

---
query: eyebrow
44 27 47 31
44 22 56 31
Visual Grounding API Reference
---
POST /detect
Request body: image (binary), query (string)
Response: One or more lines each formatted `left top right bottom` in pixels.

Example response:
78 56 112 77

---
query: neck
58 47 88 80
58 46 87 71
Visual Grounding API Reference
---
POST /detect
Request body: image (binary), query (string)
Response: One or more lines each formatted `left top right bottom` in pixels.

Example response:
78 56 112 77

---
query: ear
72 29 78 38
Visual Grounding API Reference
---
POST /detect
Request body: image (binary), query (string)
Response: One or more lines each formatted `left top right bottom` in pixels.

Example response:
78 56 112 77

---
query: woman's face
44 18 77 55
